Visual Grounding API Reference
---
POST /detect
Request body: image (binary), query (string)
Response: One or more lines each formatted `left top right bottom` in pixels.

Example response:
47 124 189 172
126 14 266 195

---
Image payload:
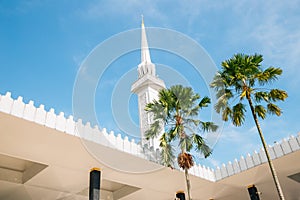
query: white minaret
131 18 165 149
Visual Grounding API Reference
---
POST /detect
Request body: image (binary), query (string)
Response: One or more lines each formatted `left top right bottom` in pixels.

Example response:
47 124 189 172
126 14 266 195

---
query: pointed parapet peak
85 121 91 128
245 153 254 168
65 115 75 135
39 104 45 110
5 91 12 97
130 139 139 155
197 164 205 178
45 108 56 128
108 131 117 146
35 104 46 125
75 118 86 137
281 138 292 154
220 163 228 178
17 96 23 101
24 100 36 121
101 128 108 135
109 130 115 136
103 128 108 134
202 165 215 181
75 118 84 130
86 123 103 143
268 144 276 159
259 147 267 163
233 158 241 174
123 136 131 153
92 125 99 131
189 165 198 176
239 156 247 171
273 141 284 157
289 135 300 151
252 150 262 166
206 165 212 171
207 167 217 181
196 163 202 169
226 161 234 176
116 133 124 150
56 112 67 132
0 91 13 113
58 112 64 117
11 96 25 117
214 166 222 180
28 100 34 105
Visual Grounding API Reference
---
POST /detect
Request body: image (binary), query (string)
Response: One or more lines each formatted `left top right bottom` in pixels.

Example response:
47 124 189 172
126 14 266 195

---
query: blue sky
1 0 300 168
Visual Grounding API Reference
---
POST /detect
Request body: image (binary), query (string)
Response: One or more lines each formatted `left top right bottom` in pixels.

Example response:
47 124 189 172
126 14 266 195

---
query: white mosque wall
1 91 300 182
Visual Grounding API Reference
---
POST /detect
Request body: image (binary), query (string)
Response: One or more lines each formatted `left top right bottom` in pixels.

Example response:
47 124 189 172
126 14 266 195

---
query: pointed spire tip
141 14 144 28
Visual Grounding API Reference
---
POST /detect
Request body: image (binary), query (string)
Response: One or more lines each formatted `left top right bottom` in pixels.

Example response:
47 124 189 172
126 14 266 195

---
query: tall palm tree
210 54 288 200
145 85 217 200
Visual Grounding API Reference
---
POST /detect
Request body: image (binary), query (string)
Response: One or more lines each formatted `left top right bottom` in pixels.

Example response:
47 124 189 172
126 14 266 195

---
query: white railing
0 91 299 182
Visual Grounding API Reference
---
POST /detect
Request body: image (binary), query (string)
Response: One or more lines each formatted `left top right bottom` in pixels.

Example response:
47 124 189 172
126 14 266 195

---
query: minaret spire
141 14 144 27
131 18 165 149
138 17 155 78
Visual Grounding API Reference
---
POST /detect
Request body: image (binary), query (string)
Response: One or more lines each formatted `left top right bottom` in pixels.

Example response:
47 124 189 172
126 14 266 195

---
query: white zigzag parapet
0 91 299 182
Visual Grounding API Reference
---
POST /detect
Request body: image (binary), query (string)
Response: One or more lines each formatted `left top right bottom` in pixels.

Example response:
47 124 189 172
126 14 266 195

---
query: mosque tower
131 18 165 149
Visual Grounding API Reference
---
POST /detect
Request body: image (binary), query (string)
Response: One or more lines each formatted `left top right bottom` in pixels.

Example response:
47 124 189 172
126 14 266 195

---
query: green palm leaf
267 103 282 116
255 105 267 119
232 103 246 126
210 53 288 200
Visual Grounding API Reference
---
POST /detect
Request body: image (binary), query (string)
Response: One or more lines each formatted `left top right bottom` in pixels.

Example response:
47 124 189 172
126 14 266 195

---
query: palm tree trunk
247 95 285 200
184 168 192 200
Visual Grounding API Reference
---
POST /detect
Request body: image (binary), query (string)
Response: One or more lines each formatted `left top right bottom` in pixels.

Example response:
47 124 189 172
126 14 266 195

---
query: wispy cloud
76 0 168 24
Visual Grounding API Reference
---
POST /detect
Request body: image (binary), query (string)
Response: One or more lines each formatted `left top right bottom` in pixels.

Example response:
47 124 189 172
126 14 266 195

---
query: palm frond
179 135 193 152
210 72 227 91
269 89 288 102
214 89 233 113
267 103 282 116
145 120 161 139
168 126 179 141
256 67 282 85
186 105 200 117
232 103 246 126
255 105 267 119
159 133 175 167
192 133 212 158
254 91 269 103
199 96 211 108
222 106 232 121
184 118 200 127
200 121 218 132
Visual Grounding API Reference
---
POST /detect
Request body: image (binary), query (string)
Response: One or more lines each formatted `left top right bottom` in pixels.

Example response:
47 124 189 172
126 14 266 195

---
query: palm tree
210 53 288 200
145 85 217 200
